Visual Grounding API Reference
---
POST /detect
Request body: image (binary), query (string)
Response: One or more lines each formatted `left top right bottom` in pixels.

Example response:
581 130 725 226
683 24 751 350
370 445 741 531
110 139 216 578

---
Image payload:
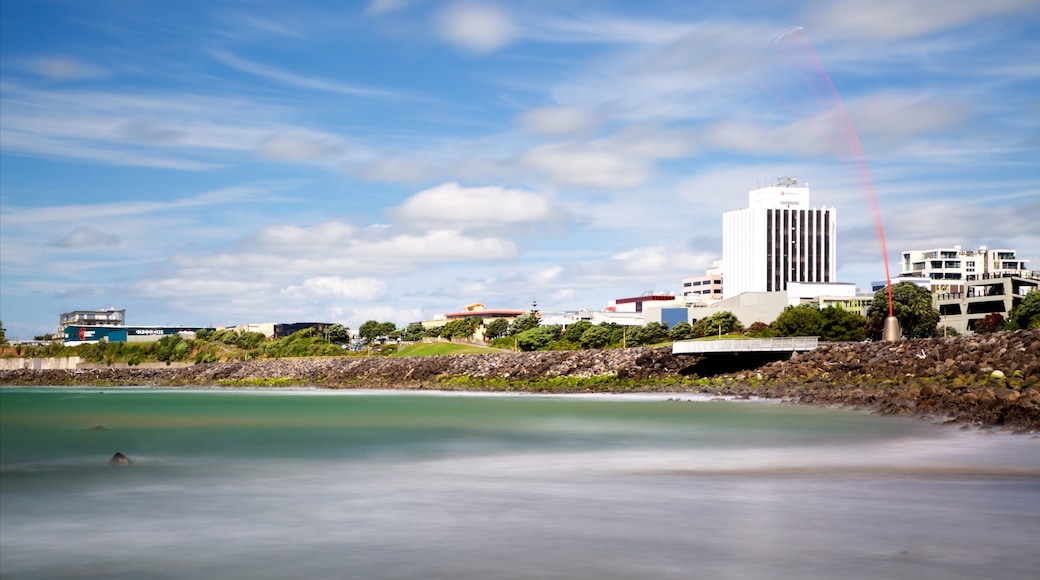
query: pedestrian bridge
672 337 819 355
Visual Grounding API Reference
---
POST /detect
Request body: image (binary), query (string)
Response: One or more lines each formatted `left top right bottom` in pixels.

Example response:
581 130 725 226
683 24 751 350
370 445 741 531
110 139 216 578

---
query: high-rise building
722 177 836 299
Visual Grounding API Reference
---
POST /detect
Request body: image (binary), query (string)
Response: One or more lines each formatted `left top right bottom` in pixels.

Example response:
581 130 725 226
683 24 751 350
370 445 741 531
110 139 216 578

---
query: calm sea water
2 388 1038 580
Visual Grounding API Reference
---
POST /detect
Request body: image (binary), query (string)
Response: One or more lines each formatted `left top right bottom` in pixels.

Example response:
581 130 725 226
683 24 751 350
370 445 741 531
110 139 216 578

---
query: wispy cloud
807 0 1040 41
19 56 108 80
209 50 403 98
48 228 121 249
3 187 260 225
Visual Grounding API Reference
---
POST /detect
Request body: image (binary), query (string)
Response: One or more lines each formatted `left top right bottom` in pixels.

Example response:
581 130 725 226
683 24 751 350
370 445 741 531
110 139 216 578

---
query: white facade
900 245 1030 293
722 177 836 299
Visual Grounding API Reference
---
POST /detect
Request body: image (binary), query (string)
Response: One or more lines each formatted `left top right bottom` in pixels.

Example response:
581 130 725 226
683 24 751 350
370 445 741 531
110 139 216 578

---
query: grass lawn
391 342 506 357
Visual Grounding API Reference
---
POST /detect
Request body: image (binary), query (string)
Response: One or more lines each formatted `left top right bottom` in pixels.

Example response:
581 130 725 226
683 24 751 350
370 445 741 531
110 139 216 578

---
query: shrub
516 325 561 351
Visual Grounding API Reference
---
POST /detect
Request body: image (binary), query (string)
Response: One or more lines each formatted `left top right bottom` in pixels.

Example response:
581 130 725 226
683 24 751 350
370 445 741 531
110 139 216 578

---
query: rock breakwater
3 330 1037 430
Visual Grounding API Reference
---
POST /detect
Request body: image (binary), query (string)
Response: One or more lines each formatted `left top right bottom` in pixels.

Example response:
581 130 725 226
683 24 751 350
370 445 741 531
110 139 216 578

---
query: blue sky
2 0 1039 338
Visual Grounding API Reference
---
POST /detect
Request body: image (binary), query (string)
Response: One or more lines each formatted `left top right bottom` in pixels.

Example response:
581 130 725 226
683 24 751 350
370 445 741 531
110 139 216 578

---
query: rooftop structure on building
59 308 125 332
443 303 526 320
722 177 836 299
607 292 677 313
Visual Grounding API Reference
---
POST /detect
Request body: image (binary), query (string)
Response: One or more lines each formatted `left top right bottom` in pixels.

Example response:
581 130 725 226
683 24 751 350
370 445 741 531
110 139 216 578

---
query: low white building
654 283 870 330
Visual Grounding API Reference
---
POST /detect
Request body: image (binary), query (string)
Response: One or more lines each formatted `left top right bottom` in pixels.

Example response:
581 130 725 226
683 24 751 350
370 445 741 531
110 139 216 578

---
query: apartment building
900 245 1029 293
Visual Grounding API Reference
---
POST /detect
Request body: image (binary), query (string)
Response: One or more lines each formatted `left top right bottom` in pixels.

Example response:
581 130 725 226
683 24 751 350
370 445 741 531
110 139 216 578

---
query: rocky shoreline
3 330 1038 430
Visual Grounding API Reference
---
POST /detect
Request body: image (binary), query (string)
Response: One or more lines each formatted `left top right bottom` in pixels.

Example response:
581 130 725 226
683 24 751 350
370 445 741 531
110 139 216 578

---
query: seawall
2 330 1037 429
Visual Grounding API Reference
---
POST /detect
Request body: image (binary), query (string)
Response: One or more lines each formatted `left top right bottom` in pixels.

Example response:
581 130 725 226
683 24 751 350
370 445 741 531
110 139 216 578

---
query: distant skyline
2 0 1039 338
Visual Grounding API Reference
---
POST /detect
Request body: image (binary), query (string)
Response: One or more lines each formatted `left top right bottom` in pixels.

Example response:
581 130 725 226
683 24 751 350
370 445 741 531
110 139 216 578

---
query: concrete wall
687 291 791 328
0 357 193 370
1 357 82 370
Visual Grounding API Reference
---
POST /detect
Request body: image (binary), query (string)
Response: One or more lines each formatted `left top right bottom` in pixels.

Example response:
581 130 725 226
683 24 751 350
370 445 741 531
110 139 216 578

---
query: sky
2 0 1039 338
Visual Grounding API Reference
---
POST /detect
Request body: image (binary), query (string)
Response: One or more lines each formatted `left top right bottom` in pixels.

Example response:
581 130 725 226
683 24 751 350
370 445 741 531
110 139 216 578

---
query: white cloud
523 129 688 190
393 182 554 227
846 92 970 144
282 276 388 301
165 223 518 282
209 50 400 98
25 56 107 80
49 228 121 249
360 156 436 183
256 132 344 161
436 2 518 53
3 187 259 225
809 0 1039 41
524 143 652 189
367 0 410 15
265 221 359 244
524 13 696 46
519 106 601 135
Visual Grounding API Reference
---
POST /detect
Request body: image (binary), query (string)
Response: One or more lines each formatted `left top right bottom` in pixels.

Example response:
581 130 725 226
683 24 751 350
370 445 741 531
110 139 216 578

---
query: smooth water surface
2 388 1038 579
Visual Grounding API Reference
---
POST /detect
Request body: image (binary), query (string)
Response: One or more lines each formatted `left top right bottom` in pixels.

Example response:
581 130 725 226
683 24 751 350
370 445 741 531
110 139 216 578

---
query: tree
865 282 940 339
692 311 744 337
973 312 1005 334
580 325 613 349
508 312 540 336
936 325 960 337
516 325 561 351
327 324 351 344
0 321 7 346
1009 290 1040 330
629 322 670 346
669 321 694 341
743 321 775 338
772 305 824 337
404 322 426 342
598 322 626 347
358 320 388 344
484 318 510 340
560 320 592 343
155 334 185 364
442 317 479 339
237 331 266 350
820 305 867 342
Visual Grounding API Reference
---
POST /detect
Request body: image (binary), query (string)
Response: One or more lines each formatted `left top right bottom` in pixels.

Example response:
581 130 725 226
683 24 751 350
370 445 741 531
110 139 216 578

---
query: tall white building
722 177 836 299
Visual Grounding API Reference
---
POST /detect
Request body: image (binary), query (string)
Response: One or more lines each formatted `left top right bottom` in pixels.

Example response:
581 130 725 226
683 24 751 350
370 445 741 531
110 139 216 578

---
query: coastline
2 329 1038 431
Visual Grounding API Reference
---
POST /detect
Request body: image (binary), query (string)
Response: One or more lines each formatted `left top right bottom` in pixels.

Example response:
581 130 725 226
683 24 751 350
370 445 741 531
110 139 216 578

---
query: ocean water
1 388 1038 580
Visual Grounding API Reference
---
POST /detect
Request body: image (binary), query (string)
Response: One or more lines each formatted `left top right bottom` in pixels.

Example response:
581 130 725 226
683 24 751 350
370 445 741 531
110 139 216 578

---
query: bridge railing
673 337 819 354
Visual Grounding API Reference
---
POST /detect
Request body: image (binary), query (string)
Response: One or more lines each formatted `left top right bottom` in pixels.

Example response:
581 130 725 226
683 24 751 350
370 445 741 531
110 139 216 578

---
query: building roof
613 294 676 305
443 309 525 319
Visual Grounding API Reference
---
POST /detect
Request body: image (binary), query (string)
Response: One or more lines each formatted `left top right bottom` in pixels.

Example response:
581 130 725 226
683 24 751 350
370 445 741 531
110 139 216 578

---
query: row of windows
765 208 831 292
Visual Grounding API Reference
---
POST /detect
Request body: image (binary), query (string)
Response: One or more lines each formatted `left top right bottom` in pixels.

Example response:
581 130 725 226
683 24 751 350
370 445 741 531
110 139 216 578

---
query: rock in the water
109 452 131 465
